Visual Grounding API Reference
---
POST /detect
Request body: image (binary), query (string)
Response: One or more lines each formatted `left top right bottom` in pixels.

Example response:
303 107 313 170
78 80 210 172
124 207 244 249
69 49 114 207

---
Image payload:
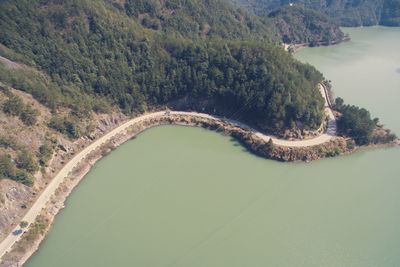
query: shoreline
0 112 398 266
284 36 351 53
2 88 336 258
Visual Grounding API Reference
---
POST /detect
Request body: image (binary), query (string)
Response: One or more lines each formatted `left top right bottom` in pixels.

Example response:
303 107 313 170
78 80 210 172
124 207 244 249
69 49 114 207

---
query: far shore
283 35 351 53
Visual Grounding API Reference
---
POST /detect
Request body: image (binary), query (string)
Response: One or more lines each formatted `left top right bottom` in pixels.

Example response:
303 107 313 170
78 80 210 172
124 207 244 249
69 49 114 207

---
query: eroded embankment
0 113 397 267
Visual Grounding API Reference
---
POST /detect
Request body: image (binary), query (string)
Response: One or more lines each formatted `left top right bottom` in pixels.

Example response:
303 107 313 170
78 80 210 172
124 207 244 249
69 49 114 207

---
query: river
25 27 400 267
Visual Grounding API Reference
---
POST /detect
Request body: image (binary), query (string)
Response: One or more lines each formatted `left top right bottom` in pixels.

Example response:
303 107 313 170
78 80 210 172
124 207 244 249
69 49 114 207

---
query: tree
335 97 344 110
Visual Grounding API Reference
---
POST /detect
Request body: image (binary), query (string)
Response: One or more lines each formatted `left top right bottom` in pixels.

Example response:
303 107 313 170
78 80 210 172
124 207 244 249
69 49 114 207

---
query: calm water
296 27 400 134
26 27 400 267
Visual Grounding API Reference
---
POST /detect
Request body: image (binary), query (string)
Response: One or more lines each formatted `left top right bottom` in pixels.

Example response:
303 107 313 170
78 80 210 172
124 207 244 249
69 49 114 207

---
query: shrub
14 170 33 186
0 154 33 186
0 154 16 179
16 151 39 174
49 116 81 139
20 221 29 228
2 95 24 115
0 135 20 150
20 105 39 126
2 94 40 126
38 143 54 166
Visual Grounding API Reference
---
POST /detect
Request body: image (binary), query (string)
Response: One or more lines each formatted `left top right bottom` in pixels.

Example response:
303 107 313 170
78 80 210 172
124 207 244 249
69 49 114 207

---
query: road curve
0 84 336 260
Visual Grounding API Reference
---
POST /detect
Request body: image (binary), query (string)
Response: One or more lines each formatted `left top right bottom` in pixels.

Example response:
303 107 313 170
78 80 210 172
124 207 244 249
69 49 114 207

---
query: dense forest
269 6 345 45
231 0 400 26
0 0 325 134
110 0 277 40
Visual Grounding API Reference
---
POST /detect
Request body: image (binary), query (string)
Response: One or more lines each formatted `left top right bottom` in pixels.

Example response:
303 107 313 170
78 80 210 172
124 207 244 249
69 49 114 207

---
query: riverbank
1 110 399 266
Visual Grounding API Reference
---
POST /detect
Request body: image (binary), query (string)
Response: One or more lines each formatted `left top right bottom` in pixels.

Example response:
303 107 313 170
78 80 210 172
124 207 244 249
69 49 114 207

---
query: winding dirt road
0 84 336 261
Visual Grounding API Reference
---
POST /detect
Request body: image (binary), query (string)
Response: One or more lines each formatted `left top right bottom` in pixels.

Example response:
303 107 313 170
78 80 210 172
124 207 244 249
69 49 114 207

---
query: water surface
296 26 400 133
25 27 400 267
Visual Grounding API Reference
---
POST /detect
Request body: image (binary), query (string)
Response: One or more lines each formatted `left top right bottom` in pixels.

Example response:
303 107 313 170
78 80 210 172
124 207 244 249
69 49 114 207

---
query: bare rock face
57 143 71 153
0 180 33 240
94 113 126 135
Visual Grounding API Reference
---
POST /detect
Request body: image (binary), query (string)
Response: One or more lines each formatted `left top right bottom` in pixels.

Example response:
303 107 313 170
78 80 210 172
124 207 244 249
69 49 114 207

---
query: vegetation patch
0 154 33 186
49 116 81 139
0 135 21 150
335 97 397 145
2 93 40 126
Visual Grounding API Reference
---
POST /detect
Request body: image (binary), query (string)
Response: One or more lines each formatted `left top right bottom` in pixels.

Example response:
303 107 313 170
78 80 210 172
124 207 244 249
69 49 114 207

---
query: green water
25 27 400 267
296 27 400 134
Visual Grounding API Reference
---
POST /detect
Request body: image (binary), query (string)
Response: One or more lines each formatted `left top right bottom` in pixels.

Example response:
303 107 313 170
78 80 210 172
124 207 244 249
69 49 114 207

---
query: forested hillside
0 0 325 134
231 0 400 26
269 6 345 45
107 0 277 39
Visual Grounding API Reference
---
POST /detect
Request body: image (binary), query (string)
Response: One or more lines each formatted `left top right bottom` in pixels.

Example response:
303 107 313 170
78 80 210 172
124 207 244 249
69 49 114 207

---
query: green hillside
231 0 400 26
107 0 277 39
269 5 345 45
0 0 324 134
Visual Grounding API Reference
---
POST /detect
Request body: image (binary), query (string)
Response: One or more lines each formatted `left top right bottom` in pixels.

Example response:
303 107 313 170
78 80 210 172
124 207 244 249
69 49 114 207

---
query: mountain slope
269 5 345 45
231 0 400 26
107 0 278 39
0 0 325 134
